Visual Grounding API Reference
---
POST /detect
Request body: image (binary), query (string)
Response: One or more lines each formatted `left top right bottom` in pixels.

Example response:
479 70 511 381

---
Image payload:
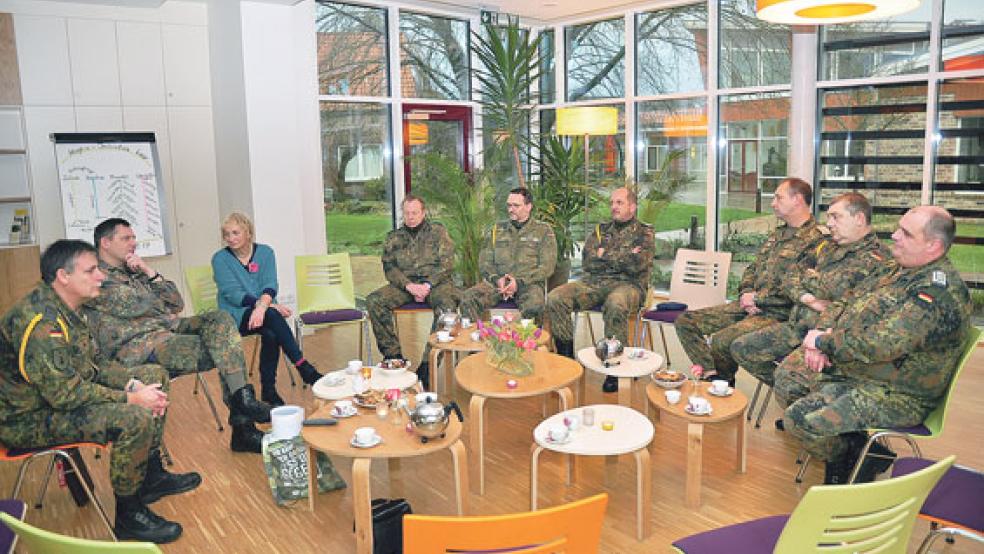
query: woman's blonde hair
221 211 255 245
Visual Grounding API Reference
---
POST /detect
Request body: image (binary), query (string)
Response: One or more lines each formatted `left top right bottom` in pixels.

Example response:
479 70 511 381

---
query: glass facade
399 11 470 100
718 0 791 88
565 17 625 101
316 2 388 96
636 3 708 95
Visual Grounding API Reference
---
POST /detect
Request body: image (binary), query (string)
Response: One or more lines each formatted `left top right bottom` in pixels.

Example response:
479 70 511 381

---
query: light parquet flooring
2 325 983 553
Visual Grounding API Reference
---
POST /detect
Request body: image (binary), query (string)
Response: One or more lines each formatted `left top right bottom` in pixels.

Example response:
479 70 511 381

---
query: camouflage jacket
582 218 656 294
480 219 557 287
785 231 895 329
83 261 184 365
381 220 455 289
740 217 825 319
0 283 127 424
815 256 971 404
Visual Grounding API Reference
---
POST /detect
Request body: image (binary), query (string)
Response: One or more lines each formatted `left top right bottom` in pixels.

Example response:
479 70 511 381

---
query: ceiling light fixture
756 0 921 25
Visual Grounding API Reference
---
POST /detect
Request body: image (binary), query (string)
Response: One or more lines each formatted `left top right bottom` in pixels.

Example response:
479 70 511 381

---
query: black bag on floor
356 498 411 554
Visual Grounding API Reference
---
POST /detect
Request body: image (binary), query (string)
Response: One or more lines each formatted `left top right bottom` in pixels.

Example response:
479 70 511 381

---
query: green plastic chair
294 253 368 365
672 455 956 553
795 327 980 484
0 511 161 553
179 264 230 431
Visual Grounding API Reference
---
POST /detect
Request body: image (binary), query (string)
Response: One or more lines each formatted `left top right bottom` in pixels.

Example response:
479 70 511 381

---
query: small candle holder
506 379 518 389
601 420 615 431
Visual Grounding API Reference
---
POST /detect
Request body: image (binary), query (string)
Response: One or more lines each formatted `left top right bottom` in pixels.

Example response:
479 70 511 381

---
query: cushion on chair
0 498 26 554
299 309 365 325
642 308 686 323
395 301 431 311
891 457 984 532
672 514 789 554
889 423 931 436
493 300 519 309
657 301 688 311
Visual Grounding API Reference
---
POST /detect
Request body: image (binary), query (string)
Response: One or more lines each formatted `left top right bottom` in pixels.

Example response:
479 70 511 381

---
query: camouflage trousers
366 283 458 360
729 322 803 386
0 364 168 495
675 302 778 380
459 281 546 323
153 310 248 413
545 281 642 344
783 378 928 462
773 347 846 408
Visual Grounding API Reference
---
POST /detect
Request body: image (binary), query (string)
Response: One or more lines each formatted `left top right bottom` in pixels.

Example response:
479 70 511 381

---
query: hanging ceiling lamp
756 0 921 25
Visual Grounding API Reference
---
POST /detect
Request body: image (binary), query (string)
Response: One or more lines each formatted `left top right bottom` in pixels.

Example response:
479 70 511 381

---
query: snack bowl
378 358 411 377
652 369 687 389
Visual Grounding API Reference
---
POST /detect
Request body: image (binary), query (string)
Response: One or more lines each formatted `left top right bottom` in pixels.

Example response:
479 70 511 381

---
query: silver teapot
595 336 624 367
437 309 460 332
403 395 464 443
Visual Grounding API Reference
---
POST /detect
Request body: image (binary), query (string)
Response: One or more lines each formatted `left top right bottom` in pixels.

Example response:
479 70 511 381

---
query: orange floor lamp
556 106 618 235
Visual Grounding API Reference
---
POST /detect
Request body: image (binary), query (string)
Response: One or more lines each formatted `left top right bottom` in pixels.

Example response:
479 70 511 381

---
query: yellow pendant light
756 0 921 25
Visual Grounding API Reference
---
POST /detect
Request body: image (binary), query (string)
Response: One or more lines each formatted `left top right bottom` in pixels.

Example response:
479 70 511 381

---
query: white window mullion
922 0 944 205
387 5 405 223
624 11 636 182
706 0 720 251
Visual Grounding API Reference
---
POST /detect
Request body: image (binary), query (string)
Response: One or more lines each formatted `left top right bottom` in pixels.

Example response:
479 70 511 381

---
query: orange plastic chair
403 493 608 553
0 442 115 540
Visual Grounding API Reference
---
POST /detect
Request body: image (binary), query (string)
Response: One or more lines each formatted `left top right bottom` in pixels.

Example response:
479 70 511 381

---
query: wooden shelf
0 196 30 203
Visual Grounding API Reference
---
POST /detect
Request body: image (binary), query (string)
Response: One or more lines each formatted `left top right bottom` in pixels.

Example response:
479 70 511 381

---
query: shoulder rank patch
931 270 947 287
49 329 64 339
917 291 935 304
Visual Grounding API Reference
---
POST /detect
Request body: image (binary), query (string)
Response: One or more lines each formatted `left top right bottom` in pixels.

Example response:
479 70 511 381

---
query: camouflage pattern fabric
545 218 654 344
780 255 970 461
85 262 248 399
0 283 166 495
261 434 345 506
368 219 459 359
731 232 894 385
461 219 556 322
675 218 824 376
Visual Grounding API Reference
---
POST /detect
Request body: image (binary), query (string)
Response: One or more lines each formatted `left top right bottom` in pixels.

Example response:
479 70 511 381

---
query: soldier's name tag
931 270 947 287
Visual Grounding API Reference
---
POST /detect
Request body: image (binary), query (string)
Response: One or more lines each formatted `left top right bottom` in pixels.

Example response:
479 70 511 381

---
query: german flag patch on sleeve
916 291 934 304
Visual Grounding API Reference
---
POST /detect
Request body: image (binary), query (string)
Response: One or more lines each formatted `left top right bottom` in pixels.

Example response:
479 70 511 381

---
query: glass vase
486 344 534 377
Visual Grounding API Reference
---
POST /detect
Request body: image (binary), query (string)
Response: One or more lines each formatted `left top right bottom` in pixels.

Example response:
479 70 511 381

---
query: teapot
436 309 461 333
595 336 624 367
403 395 464 443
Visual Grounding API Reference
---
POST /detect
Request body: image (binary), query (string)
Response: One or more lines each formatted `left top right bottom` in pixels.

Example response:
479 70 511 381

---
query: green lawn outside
325 213 391 255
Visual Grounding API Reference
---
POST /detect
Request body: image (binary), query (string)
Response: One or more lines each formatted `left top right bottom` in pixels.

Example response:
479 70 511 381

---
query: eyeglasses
506 203 525 208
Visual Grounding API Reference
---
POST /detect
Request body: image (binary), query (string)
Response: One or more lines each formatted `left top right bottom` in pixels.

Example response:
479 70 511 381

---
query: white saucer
332 407 358 418
708 387 735 398
437 337 454 343
350 435 383 449
685 405 713 416
322 374 346 387
545 434 573 445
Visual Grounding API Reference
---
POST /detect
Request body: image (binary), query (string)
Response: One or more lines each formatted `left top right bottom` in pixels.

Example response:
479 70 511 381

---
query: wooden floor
3 320 983 553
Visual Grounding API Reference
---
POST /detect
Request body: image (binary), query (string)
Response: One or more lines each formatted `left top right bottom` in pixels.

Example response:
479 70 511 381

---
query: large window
399 12 470 100
942 0 984 68
718 92 791 287
819 2 932 81
719 0 791 88
316 2 388 96
539 29 555 104
320 102 393 265
636 3 708 96
565 18 625 101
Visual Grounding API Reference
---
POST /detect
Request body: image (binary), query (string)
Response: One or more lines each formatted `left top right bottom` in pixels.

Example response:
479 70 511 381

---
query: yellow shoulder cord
18 314 70 383
595 224 601 244
816 241 827 258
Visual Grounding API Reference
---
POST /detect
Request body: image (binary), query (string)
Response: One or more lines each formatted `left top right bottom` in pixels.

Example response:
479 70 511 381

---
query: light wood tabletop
577 347 664 407
427 324 552 395
455 351 582 494
302 404 468 554
646 381 747 508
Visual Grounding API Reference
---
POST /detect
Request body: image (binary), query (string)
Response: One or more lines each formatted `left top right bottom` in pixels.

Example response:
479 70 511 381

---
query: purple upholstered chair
0 499 25 554
672 456 954 554
636 249 731 370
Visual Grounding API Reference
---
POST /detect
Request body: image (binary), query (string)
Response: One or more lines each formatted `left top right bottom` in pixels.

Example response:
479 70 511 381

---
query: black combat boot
822 457 852 485
139 450 202 504
230 383 272 424
416 361 431 391
775 418 785 431
230 423 264 453
853 437 897 483
602 376 619 393
554 339 574 359
114 493 183 543
295 359 323 386
261 387 285 407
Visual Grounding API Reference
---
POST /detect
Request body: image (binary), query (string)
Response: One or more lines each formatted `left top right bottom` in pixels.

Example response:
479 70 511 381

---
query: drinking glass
582 407 595 426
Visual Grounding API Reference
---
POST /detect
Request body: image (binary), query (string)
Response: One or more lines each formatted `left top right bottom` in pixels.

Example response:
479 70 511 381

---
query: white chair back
668 248 731 310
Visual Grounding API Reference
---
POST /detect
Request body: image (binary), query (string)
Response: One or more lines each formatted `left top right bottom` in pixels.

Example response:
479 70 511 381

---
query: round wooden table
576 347 663 408
455 351 581 495
646 381 747 508
427 325 552 395
531 404 653 540
302 405 469 554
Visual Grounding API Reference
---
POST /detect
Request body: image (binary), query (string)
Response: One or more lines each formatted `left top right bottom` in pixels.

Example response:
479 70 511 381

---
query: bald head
890 205 955 268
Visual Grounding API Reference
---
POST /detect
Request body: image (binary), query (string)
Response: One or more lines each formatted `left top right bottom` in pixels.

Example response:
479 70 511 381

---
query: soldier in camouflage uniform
778 206 971 484
675 178 825 385
460 187 557 323
730 193 894 388
0 240 200 543
84 218 272 454
366 196 458 389
546 187 655 392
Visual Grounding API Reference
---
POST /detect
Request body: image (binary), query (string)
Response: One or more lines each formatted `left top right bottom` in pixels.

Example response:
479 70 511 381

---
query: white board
52 132 171 257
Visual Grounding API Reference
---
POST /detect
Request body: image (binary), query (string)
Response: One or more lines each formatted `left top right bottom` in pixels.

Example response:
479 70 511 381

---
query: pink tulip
514 338 524 348
504 312 515 322
524 339 536 350
477 320 485 330
498 332 510 341
533 328 542 339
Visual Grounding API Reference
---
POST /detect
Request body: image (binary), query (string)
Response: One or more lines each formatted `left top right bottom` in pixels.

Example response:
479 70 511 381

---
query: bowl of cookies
652 369 687 389
378 358 411 377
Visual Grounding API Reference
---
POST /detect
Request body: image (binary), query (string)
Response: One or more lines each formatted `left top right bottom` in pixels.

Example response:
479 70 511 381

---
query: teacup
436 330 452 342
347 360 363 374
333 400 354 415
461 317 472 329
564 414 580 431
548 425 569 442
688 396 711 414
665 390 682 404
711 380 729 395
354 427 377 446
470 330 481 342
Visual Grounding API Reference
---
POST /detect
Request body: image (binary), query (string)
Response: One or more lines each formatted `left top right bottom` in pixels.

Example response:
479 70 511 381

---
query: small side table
577 347 663 407
427 325 552 395
646 381 747 508
530 404 653 541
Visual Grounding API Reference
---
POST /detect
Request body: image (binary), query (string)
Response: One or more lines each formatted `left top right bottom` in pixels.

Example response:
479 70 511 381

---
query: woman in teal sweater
212 212 322 406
